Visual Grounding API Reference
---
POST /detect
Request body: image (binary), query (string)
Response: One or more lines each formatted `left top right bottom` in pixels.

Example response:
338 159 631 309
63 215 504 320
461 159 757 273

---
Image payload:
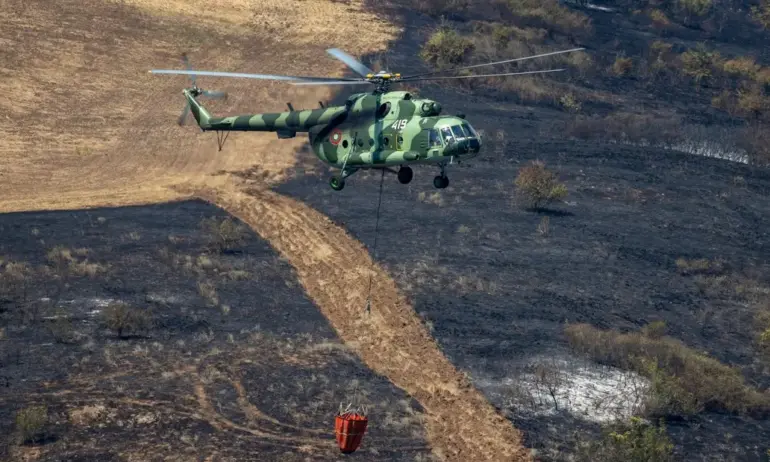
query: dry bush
677 0 712 17
45 246 106 278
751 0 770 29
504 0 593 38
0 261 34 305
15 405 48 445
722 56 761 80
612 56 634 77
197 280 219 307
738 123 770 166
755 304 770 359
488 23 547 47
565 323 770 418
574 417 674 462
678 45 722 85
420 26 474 69
514 160 568 210
200 217 248 253
674 257 726 276
101 302 152 339
648 8 671 28
414 0 471 17
736 84 770 120
559 93 582 112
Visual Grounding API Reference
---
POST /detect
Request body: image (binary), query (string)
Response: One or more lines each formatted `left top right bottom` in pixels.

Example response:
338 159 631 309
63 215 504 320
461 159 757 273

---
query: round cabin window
342 140 349 148
376 102 390 118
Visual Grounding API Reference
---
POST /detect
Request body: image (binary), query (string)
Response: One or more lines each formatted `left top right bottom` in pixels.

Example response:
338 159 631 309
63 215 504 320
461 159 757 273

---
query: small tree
514 161 568 210
101 302 152 339
420 26 474 69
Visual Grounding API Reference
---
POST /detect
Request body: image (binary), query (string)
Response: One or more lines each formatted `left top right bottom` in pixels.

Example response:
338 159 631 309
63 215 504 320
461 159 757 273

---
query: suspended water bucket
335 404 368 454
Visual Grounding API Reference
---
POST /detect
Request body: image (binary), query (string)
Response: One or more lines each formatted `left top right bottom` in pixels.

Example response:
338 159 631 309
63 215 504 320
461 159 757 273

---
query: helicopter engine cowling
417 100 442 117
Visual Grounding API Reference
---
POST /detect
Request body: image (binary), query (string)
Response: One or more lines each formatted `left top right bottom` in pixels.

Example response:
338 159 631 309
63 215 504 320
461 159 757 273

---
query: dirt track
0 0 528 459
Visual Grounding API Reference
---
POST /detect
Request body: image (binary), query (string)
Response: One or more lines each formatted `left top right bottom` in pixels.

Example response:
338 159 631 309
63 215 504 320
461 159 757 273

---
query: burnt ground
276 119 770 461
0 201 431 461
267 1 770 459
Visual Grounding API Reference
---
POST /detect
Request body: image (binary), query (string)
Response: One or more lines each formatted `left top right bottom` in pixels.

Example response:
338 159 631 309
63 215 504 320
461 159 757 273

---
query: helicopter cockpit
428 120 481 156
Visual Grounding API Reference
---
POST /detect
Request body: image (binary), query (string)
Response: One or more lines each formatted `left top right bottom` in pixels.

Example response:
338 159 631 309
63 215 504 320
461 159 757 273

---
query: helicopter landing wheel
433 175 449 189
330 176 345 191
397 166 413 184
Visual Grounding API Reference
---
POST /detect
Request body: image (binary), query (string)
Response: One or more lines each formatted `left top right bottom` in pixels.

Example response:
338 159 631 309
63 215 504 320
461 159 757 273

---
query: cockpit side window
461 122 478 138
429 129 442 147
451 125 465 139
440 127 454 144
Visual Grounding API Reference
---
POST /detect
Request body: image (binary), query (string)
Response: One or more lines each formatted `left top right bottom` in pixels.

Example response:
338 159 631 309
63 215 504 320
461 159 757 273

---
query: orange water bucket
334 412 368 453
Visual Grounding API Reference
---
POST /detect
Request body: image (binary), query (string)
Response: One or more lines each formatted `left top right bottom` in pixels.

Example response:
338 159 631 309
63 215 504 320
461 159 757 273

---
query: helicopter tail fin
181 88 218 130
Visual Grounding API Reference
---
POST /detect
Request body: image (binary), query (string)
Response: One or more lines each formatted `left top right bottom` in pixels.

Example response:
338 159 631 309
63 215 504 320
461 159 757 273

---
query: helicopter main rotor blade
401 47 585 80
290 80 373 86
201 90 227 99
402 68 567 82
326 48 374 78
181 53 196 87
149 69 362 83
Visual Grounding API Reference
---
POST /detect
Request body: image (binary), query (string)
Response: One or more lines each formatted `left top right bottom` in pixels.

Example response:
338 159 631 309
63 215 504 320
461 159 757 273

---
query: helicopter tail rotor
176 53 228 126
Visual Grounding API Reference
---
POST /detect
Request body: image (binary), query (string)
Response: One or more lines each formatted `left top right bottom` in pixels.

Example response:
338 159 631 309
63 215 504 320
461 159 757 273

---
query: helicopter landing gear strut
330 168 357 191
433 163 449 189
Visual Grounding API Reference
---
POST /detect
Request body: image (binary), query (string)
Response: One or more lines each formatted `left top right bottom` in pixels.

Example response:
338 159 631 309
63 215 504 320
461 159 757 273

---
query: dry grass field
0 0 529 460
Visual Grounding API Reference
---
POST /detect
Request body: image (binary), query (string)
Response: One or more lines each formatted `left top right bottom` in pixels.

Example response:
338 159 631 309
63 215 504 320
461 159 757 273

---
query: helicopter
149 47 584 191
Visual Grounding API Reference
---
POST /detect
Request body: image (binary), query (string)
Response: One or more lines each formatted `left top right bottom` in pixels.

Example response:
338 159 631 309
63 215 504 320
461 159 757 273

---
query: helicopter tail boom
183 88 345 134
182 88 213 129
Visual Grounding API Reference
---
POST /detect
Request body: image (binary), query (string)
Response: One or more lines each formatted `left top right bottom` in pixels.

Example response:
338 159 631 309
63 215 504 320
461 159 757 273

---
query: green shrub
15 405 48 444
101 302 152 339
679 45 721 85
513 161 568 210
576 417 674 462
420 27 474 69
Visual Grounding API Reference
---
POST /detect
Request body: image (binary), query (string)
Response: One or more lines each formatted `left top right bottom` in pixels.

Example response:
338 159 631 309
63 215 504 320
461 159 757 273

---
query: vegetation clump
15 405 48 445
420 26 474 69
101 302 152 339
200 217 248 253
678 45 721 85
565 323 770 418
575 417 674 462
514 160 568 210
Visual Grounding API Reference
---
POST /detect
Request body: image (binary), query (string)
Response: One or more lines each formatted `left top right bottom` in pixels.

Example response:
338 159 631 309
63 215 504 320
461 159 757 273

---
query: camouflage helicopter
150 47 584 191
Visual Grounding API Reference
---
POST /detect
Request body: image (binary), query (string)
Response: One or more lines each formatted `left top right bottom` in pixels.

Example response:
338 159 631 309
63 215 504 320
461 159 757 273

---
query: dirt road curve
0 1 529 459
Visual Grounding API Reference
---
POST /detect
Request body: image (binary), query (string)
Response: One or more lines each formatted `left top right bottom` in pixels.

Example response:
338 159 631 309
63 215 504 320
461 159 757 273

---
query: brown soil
0 0 527 460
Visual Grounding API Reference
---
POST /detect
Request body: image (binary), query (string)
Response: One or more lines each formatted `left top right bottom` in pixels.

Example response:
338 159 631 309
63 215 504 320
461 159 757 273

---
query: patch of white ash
476 352 649 424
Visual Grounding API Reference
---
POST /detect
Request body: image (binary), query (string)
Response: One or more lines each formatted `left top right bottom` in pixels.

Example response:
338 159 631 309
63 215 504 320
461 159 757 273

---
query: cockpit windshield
451 125 465 140
440 127 454 145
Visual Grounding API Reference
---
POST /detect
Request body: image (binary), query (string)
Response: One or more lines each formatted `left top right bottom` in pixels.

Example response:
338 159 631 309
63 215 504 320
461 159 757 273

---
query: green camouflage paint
182 88 481 169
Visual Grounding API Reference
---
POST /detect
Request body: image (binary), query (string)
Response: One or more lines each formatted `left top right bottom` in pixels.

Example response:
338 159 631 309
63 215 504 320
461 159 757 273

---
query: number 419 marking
390 119 407 130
